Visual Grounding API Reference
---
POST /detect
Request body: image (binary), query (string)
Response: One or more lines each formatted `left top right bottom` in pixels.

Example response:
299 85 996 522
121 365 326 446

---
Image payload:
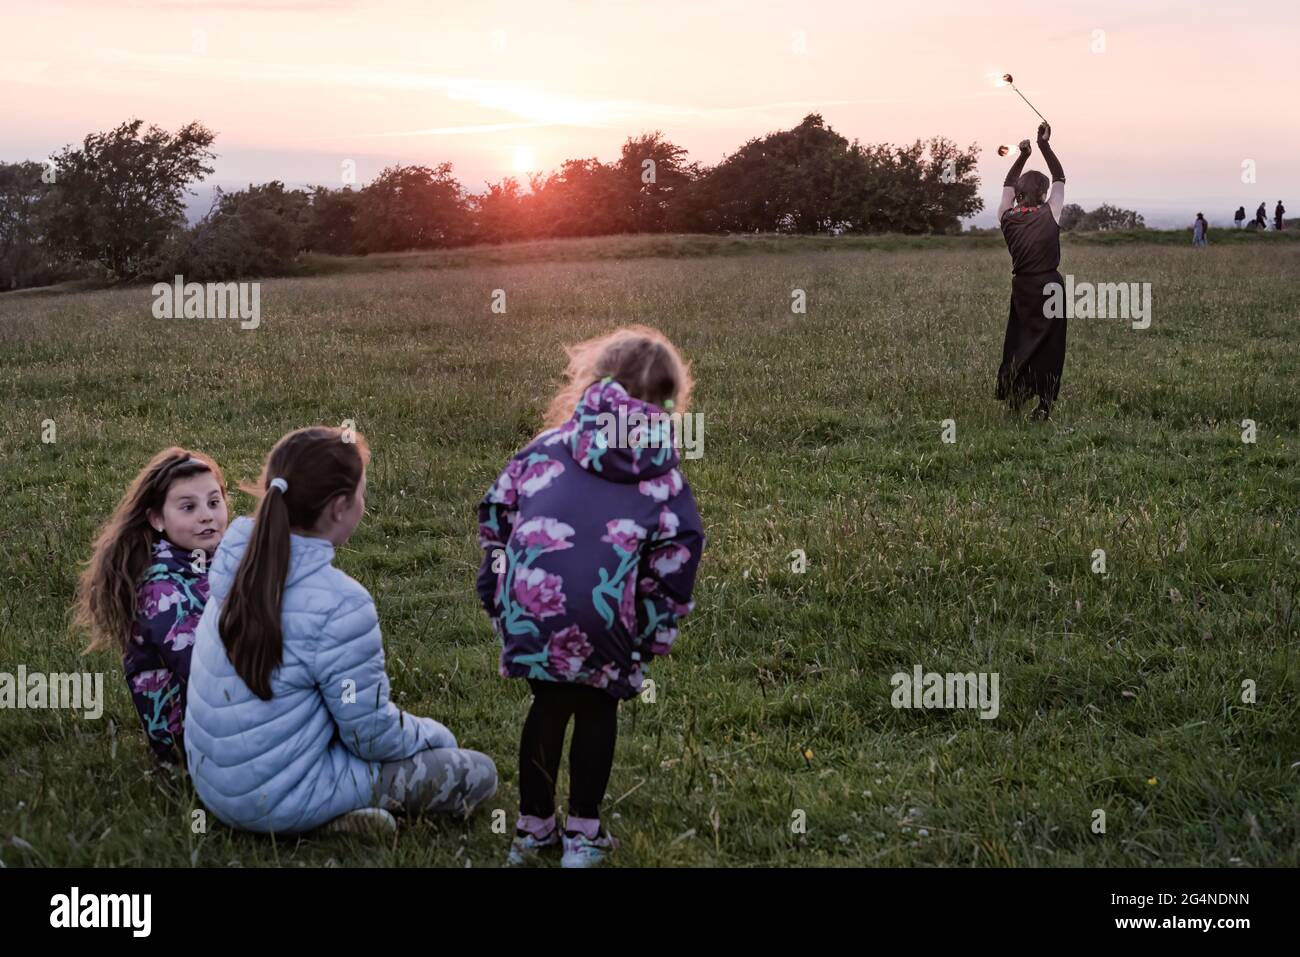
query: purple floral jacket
477 379 705 700
124 539 210 763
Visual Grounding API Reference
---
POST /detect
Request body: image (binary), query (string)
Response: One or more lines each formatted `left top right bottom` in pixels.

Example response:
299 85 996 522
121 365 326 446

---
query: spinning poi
991 73 1050 125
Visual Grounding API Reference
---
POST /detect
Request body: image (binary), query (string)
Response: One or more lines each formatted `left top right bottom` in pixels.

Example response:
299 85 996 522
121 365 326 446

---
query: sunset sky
4 0 1296 227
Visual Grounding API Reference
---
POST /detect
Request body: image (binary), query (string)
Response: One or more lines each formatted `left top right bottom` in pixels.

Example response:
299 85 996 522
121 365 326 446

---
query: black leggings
519 679 618 820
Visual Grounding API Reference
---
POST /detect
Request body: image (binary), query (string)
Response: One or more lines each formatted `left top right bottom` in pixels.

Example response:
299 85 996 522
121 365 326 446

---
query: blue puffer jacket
185 517 457 833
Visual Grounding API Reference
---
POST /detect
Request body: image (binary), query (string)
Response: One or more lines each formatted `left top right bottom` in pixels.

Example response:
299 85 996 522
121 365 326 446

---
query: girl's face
149 472 228 554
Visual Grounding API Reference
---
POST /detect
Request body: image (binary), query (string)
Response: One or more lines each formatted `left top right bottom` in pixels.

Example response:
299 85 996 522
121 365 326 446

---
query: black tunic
997 203 1067 405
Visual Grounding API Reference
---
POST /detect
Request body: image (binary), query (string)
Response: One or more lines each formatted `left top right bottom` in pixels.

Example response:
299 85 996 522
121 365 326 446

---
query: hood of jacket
554 378 680 484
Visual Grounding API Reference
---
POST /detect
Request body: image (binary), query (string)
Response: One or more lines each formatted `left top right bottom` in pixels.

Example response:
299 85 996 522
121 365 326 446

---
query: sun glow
512 145 537 172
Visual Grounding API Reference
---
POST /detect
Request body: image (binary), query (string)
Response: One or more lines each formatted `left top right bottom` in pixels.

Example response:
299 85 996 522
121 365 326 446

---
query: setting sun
512 145 537 173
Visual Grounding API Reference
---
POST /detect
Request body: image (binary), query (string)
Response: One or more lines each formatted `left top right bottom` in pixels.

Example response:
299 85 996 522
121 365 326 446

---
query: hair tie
269 477 288 494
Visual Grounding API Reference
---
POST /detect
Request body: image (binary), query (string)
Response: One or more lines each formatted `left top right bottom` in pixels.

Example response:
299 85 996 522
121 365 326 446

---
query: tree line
0 114 1139 291
1 115 989 289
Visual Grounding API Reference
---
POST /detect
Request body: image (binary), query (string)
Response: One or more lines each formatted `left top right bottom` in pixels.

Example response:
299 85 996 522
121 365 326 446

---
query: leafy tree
1076 203 1145 231
307 186 361 255
1058 203 1086 231
0 161 61 289
686 115 981 235
44 119 215 278
471 177 528 245
525 158 628 237
856 136 983 233
164 181 311 279
355 164 470 252
692 114 860 232
614 132 698 233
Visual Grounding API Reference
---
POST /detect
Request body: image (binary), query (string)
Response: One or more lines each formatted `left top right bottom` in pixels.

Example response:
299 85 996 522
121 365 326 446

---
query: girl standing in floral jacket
75 449 229 765
477 326 705 867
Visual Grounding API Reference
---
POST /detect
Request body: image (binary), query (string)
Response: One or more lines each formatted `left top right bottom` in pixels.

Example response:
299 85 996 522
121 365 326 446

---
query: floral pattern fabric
477 379 705 700
124 538 210 763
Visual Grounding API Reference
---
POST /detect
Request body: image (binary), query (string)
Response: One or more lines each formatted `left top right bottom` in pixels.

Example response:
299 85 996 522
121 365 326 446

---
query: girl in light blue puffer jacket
185 426 496 834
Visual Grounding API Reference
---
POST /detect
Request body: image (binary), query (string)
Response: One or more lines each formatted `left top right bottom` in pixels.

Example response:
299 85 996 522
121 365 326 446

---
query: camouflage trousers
376 748 498 818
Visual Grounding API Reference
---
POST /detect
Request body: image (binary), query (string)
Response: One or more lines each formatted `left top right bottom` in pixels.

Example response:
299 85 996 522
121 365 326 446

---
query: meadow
1 233 1297 867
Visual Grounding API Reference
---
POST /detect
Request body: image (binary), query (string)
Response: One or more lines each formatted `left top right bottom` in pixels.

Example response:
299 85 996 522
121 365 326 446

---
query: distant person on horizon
1234 206 1246 229
1192 213 1208 247
995 122 1067 421
1255 203 1268 229
1276 201 1286 231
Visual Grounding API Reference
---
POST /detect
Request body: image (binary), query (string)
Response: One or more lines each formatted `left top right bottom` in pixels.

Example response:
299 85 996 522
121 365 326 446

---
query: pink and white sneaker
561 828 617 868
506 818 561 866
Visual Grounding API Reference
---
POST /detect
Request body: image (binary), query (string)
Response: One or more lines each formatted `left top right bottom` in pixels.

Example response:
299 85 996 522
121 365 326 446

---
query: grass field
1 234 1297 867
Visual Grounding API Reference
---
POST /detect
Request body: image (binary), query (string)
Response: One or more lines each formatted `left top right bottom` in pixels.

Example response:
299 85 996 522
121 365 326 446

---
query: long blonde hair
543 325 693 428
74 448 227 653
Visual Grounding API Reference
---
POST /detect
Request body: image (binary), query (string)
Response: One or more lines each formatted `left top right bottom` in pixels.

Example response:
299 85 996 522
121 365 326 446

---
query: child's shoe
506 816 561 866
321 807 398 838
561 828 617 868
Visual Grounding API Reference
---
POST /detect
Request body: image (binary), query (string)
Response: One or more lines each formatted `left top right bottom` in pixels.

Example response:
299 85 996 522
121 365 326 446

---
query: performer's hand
1018 139 1032 156
1036 122 1051 146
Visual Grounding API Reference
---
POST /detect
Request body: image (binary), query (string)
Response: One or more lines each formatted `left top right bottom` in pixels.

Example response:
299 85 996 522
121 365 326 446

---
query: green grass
289 227 1299 279
1 234 1297 867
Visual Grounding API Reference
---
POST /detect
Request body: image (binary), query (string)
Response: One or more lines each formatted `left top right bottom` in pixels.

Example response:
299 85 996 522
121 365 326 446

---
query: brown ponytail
219 426 370 700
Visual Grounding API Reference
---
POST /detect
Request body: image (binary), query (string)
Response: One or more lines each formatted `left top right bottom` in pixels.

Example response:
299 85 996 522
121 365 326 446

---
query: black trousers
996 270 1068 408
519 679 618 820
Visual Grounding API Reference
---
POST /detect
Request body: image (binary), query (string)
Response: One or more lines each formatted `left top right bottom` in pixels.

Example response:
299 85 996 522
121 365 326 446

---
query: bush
161 181 311 280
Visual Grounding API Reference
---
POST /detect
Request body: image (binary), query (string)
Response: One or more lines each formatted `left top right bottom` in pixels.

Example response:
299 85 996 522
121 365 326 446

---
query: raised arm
997 140 1032 220
1037 123 1066 223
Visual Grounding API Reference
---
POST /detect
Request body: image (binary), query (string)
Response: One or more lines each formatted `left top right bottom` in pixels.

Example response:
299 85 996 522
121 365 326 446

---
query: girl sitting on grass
185 426 497 835
75 449 229 766
477 326 706 867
